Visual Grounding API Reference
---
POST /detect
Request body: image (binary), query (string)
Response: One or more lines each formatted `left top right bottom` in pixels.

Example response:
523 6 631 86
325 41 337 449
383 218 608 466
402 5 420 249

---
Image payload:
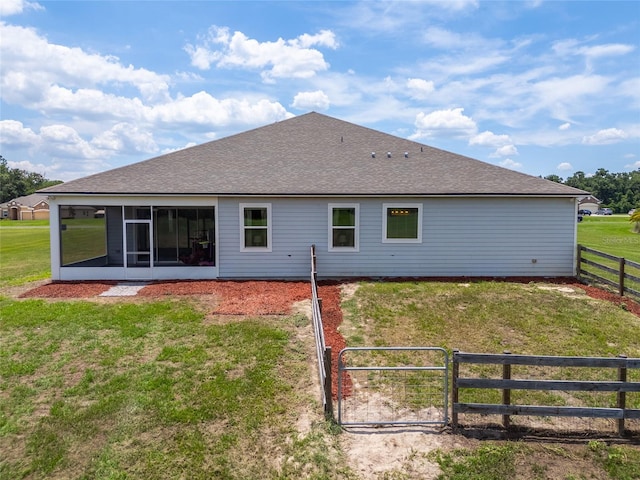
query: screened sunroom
52 200 217 281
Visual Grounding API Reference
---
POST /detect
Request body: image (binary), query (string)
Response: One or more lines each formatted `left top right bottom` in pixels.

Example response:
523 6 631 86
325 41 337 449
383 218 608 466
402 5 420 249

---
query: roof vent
387 152 391 158
404 152 409 158
371 152 376 158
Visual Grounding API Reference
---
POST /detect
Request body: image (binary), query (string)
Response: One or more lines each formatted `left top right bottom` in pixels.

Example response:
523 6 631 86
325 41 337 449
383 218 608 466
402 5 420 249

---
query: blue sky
1 0 639 182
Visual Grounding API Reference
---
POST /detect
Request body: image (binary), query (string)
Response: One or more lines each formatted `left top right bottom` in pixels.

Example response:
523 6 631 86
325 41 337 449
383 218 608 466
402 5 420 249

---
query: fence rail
452 351 640 436
577 245 640 300
310 244 333 418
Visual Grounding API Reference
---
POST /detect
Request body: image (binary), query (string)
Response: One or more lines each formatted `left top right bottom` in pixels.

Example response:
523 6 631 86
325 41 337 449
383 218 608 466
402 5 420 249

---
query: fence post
617 354 627 436
451 350 459 431
619 257 625 297
576 245 582 280
503 351 512 430
324 347 333 420
311 244 317 283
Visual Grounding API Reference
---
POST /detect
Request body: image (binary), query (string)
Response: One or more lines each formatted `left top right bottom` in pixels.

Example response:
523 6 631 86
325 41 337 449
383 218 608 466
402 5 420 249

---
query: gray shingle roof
1 193 49 207
41 112 586 197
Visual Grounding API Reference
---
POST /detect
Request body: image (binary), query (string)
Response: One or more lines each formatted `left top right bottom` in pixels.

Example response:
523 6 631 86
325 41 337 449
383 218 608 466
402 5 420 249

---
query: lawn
0 220 51 287
578 214 640 262
0 298 351 479
577 215 640 297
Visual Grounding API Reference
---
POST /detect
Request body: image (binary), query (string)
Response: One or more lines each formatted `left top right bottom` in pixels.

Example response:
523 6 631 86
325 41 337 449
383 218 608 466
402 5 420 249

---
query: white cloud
411 107 477 139
557 162 573 171
582 128 628 145
553 39 635 59
149 93 291 127
532 75 609 118
0 23 171 104
39 124 104 159
91 123 158 154
406 78 435 100
422 26 496 50
499 159 523 170
291 90 330 111
184 26 337 82
294 30 339 49
559 123 571 131
469 131 519 158
494 145 518 157
0 120 39 146
0 0 43 16
7 159 49 173
469 130 512 147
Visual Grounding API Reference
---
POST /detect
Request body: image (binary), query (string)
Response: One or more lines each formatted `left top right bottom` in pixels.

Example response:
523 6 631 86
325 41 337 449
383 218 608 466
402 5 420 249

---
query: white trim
239 203 272 252
382 203 423 243
328 203 359 252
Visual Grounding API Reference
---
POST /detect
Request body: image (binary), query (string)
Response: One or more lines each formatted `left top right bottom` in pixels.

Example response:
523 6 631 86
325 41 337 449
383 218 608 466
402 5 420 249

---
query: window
329 204 359 251
383 203 422 243
240 203 271 251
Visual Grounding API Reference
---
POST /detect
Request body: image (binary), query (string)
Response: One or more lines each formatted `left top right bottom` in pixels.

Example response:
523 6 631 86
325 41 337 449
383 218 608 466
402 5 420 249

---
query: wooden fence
452 351 640 436
577 245 640 300
310 244 333 418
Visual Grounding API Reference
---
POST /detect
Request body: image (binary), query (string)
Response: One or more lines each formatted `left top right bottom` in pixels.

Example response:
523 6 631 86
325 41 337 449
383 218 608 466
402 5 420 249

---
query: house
40 112 588 282
578 195 601 214
0 193 50 220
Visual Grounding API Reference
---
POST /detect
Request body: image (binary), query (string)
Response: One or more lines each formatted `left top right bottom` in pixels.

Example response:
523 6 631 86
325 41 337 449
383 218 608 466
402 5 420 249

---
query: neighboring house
578 195 601 213
40 112 588 282
0 194 50 220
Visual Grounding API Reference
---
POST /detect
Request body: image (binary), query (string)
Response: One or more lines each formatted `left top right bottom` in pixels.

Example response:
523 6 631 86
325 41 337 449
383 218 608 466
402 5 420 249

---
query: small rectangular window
240 203 271 251
383 203 422 243
329 204 359 251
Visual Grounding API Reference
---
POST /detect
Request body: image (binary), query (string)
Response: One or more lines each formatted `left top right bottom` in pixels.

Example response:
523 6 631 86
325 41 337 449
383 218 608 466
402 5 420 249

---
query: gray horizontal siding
218 196 577 279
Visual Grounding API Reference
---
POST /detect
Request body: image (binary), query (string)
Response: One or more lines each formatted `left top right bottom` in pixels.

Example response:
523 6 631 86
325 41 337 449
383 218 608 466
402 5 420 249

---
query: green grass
0 298 353 479
578 215 640 262
0 220 51 286
577 215 640 297
342 280 640 409
429 442 640 480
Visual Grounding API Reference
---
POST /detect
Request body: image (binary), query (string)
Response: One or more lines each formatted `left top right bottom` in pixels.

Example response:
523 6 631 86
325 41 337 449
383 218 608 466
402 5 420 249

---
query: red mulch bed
139 280 311 315
19 281 117 298
318 283 352 399
569 282 640 317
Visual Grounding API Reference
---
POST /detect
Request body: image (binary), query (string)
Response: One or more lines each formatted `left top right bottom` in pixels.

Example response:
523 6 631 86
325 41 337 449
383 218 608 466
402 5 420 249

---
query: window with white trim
240 203 271 251
329 204 359 251
382 203 422 243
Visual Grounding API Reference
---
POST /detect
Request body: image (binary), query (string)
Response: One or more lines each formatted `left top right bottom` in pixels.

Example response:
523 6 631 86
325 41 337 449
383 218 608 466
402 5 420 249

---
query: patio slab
99 282 149 297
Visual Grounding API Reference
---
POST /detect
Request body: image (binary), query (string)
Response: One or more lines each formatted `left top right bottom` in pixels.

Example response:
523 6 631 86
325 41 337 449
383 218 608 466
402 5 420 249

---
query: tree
563 168 640 213
0 155 62 203
544 174 563 183
631 209 640 233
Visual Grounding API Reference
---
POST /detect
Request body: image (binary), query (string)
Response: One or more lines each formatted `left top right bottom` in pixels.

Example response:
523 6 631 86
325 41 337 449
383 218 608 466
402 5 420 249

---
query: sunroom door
124 220 152 280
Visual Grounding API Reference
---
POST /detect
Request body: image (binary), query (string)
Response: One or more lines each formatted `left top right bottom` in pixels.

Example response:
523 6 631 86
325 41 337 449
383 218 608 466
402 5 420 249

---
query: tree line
545 168 640 214
0 156 62 204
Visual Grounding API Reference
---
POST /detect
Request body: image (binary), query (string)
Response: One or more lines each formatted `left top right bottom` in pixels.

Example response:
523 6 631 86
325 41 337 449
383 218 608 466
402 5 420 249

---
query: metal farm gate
337 347 449 427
